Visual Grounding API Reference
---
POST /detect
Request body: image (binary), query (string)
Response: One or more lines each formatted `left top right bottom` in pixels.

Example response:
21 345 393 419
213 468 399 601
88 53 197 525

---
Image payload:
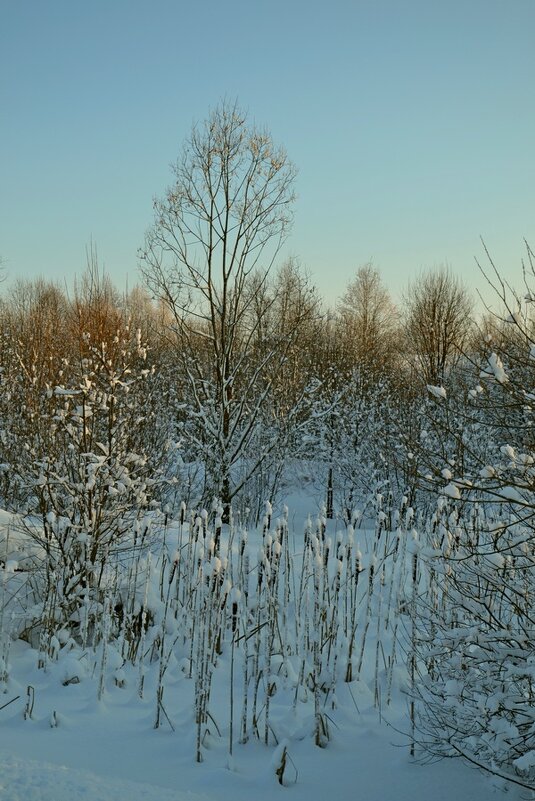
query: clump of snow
427 385 447 400
500 444 516 461
441 483 461 500
480 353 508 384
514 750 535 773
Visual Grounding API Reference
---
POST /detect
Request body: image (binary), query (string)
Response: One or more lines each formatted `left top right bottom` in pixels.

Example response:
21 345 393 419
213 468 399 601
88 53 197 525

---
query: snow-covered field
0 497 521 800
0 704 505 801
0 648 511 801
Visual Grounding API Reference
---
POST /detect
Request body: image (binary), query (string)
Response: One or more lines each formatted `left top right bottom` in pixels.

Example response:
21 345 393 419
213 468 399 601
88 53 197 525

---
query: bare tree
403 266 473 386
139 102 299 513
266 260 323 416
337 264 399 376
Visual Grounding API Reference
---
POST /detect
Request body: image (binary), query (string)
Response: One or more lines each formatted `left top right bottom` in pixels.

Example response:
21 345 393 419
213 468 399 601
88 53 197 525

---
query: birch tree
140 102 300 514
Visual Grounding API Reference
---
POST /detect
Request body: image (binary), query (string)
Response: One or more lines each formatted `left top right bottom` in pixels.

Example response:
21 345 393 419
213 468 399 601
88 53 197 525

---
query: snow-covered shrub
14 325 172 645
411 251 535 787
303 370 413 520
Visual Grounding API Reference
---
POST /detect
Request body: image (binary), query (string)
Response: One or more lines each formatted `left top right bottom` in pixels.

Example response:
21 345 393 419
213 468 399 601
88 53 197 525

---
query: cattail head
211 556 222 575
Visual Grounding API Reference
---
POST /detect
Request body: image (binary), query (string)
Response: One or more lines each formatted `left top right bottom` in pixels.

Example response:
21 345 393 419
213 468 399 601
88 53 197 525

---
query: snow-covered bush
411 251 535 787
13 324 172 646
303 370 416 521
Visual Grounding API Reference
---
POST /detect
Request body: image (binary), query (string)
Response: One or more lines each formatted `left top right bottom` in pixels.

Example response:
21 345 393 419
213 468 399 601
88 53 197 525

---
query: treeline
0 251 491 515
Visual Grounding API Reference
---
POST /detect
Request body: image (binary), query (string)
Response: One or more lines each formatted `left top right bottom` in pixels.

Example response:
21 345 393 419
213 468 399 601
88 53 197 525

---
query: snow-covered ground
0 671 511 801
0 498 521 800
0 751 210 801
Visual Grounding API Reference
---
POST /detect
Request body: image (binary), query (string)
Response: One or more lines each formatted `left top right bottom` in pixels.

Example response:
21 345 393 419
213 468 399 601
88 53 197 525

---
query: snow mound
0 751 212 801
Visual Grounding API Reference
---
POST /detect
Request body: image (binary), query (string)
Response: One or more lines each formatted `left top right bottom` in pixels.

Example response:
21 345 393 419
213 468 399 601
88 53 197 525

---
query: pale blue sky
1 0 534 304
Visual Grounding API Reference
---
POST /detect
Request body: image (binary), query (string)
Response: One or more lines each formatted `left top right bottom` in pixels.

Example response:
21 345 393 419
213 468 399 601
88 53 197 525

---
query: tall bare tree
337 264 399 376
139 102 299 513
403 266 473 386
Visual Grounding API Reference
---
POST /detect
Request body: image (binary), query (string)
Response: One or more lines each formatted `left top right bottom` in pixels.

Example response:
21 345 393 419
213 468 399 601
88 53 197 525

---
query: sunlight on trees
0 101 533 794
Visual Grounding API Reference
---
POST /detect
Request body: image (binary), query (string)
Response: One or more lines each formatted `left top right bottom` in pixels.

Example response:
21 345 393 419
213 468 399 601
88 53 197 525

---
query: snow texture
0 752 212 801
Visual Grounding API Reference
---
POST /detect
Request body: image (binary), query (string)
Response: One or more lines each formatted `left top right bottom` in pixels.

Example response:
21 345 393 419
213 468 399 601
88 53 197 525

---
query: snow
0 672 507 801
480 353 508 384
505 309 524 326
0 498 522 800
0 751 211 801
500 444 516 461
498 485 527 503
441 483 461 500
514 750 535 773
426 385 446 400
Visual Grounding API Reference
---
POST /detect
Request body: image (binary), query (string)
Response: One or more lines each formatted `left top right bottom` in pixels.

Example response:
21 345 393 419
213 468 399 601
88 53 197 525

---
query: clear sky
1 0 534 305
